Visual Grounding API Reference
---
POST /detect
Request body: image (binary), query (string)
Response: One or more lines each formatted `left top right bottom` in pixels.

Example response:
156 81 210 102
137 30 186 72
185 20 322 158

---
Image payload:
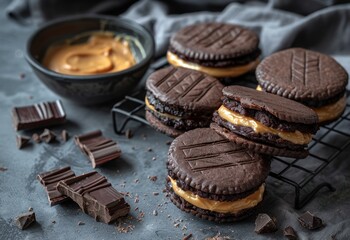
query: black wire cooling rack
111 89 350 209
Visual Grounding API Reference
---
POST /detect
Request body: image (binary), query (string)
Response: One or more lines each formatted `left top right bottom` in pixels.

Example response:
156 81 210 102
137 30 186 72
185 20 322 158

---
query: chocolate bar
57 171 130 224
75 130 121 168
37 166 75 206
12 100 66 131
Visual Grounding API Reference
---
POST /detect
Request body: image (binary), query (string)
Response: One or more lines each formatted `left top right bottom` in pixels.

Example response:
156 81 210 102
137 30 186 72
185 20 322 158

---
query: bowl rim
26 14 155 82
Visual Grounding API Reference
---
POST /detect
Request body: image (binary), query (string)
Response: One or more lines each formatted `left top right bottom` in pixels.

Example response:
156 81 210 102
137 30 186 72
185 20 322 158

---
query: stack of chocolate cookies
143 22 348 223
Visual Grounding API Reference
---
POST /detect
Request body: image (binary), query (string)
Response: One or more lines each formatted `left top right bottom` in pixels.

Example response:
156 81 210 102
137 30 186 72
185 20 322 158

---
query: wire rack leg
294 183 336 209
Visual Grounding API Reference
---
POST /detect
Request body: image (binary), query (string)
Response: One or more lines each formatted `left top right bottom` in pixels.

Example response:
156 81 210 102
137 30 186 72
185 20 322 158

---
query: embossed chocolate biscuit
212 86 318 158
145 111 184 138
166 128 270 222
256 48 348 105
145 66 224 136
222 86 318 124
169 22 260 67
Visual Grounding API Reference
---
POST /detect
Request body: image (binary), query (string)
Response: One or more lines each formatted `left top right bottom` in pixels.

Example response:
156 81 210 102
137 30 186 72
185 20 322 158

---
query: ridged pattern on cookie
222 86 318 124
170 23 259 61
167 128 270 195
256 48 348 102
146 66 224 111
210 123 308 159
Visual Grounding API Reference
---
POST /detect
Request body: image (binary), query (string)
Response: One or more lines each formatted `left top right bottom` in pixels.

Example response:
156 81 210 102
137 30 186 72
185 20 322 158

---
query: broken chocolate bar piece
32 133 41 143
298 211 324 230
37 166 75 206
15 212 36 230
57 171 130 224
12 100 66 131
40 129 56 143
255 213 278 234
16 135 30 149
284 226 298 240
75 130 121 168
61 130 68 142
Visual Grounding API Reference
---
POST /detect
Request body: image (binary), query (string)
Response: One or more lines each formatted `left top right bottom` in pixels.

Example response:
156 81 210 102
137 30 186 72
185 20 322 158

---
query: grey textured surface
1 2 350 240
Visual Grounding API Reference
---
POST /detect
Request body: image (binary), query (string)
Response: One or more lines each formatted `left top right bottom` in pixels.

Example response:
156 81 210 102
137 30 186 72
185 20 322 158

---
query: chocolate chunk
283 226 298 240
15 212 36 230
254 213 278 234
16 135 30 149
40 129 56 143
125 129 133 139
37 166 76 206
57 171 130 224
183 233 192 240
0 166 8 172
77 221 85 226
32 133 41 143
12 100 66 131
75 130 121 168
298 211 324 230
61 130 68 142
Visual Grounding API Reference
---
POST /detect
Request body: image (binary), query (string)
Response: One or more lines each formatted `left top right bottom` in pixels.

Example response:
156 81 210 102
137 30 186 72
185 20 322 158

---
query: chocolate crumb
148 176 158 182
0 167 8 172
78 221 85 226
19 73 26 79
152 157 156 161
283 226 298 240
28 207 33 212
153 210 158 216
16 135 30 149
255 213 278 234
32 133 41 143
147 147 153 152
61 130 68 142
134 179 139 183
15 212 36 230
174 223 180 228
40 129 56 143
153 192 159 196
125 129 133 139
52 220 56 224
183 233 192 240
205 233 231 240
298 211 324 230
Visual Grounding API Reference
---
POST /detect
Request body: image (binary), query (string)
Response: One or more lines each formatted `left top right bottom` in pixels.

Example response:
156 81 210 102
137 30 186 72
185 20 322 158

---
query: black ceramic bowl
26 15 155 104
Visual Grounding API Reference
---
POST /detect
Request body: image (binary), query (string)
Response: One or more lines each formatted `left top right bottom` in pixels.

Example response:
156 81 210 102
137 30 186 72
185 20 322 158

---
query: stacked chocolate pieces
37 166 76 206
37 168 130 224
57 171 130 224
12 100 66 130
75 130 121 168
211 86 319 158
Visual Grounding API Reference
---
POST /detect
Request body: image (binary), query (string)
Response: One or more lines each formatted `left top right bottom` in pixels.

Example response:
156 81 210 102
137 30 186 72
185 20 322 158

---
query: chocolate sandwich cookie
211 86 319 158
167 22 260 79
256 48 348 124
167 128 270 222
145 66 224 137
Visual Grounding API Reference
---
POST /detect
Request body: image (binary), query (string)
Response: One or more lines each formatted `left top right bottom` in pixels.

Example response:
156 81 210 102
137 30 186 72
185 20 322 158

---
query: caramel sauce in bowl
26 15 154 104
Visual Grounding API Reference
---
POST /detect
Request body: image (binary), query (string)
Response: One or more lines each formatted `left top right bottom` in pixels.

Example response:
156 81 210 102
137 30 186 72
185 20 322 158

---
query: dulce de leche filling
169 176 264 214
311 95 347 123
43 33 136 75
217 105 312 145
145 97 181 120
167 51 259 78
256 85 346 123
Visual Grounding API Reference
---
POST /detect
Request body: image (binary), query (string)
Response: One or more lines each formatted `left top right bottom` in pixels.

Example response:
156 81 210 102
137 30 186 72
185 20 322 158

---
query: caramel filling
218 105 312 145
312 95 347 123
145 97 181 120
167 51 259 78
257 85 346 123
43 33 136 75
169 177 264 214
